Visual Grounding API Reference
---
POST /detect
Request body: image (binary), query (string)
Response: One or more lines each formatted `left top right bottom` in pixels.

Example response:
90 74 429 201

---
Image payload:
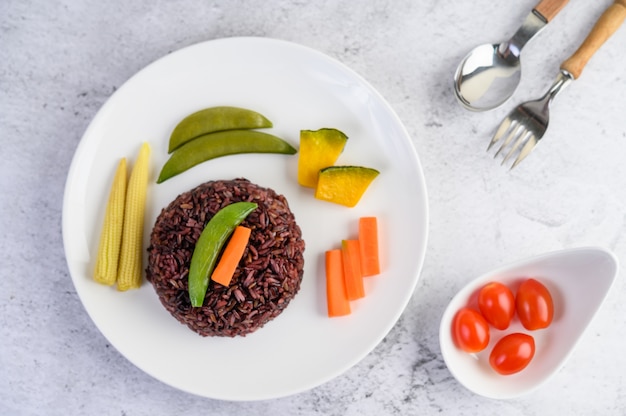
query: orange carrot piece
210 226 251 287
325 249 351 317
359 217 380 276
341 239 364 300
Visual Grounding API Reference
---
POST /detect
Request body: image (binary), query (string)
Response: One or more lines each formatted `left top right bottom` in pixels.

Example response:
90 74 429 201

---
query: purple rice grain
146 178 305 337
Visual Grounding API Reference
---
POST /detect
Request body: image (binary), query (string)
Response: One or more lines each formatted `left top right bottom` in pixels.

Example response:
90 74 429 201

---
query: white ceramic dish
439 247 618 399
62 37 428 400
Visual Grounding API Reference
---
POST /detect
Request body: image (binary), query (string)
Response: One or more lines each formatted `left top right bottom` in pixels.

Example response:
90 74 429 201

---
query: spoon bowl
453 0 572 111
439 247 618 399
454 43 522 111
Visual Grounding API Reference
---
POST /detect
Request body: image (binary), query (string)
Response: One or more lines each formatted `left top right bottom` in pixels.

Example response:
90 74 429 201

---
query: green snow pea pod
188 201 258 307
168 106 272 153
157 130 297 183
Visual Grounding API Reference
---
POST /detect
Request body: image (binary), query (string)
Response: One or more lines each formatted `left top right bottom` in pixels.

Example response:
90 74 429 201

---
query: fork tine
501 129 531 166
487 118 513 151
494 122 523 158
510 134 538 169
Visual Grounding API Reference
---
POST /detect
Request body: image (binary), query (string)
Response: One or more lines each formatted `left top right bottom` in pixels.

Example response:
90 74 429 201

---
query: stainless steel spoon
454 0 569 111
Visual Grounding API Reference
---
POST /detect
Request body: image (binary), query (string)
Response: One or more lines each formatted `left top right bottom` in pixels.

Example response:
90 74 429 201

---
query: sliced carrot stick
359 216 380 276
210 226 251 287
341 239 364 300
325 249 351 317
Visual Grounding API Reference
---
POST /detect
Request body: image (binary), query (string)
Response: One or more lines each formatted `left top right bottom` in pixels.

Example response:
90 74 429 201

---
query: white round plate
63 37 428 401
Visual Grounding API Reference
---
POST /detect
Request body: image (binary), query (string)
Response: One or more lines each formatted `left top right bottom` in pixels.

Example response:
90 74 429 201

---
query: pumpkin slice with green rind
297 128 348 188
315 166 379 207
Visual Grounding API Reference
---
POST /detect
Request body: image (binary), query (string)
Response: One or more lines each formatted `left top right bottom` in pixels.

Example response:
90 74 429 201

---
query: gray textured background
2 0 626 414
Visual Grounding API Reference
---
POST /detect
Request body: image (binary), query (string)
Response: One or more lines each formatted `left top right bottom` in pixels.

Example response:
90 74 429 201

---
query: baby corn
117 142 151 291
93 158 127 285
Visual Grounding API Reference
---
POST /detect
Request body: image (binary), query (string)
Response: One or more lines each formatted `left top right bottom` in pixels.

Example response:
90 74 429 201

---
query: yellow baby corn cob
93 158 127 285
117 142 151 291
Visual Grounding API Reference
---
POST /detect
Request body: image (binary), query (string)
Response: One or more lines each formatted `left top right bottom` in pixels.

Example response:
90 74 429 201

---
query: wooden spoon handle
534 0 570 22
561 0 626 79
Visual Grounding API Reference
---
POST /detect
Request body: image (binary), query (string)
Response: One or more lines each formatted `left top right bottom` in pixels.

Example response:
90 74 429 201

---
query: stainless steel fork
488 70 572 169
489 0 626 169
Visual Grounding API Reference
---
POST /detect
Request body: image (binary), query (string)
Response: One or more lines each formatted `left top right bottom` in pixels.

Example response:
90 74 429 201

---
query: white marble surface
2 0 626 414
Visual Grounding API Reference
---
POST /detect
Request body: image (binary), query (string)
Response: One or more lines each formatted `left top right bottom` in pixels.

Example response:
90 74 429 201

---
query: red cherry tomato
516 278 554 330
489 333 535 375
478 282 515 330
452 307 490 353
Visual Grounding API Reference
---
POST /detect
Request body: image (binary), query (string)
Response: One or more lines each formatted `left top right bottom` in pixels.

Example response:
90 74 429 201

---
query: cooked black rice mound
146 178 305 337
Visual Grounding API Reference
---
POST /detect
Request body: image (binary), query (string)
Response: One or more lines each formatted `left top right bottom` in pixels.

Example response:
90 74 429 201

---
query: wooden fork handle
561 0 626 79
534 0 570 22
